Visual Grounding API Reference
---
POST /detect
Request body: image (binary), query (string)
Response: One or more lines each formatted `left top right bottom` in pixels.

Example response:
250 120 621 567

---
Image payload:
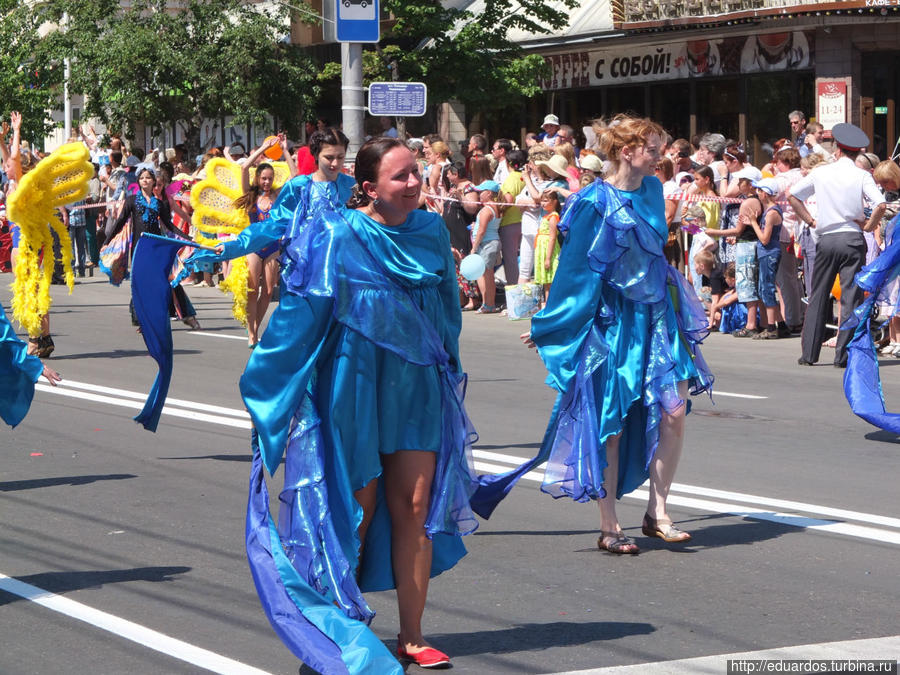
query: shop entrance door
860 52 900 160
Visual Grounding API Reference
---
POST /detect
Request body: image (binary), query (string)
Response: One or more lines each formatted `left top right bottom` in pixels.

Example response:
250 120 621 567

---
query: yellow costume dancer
7 142 93 337
189 158 289 325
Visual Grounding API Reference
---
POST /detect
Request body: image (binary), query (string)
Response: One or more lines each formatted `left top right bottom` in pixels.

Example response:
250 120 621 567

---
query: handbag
99 222 132 286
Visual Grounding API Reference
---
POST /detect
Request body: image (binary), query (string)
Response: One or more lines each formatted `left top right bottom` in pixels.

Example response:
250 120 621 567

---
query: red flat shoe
397 637 450 669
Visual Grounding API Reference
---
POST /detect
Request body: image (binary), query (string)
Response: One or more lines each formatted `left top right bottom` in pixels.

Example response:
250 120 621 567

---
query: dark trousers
800 231 866 365
70 226 87 274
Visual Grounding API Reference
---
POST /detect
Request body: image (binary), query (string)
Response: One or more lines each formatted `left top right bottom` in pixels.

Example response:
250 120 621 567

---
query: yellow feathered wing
7 142 93 336
190 159 290 325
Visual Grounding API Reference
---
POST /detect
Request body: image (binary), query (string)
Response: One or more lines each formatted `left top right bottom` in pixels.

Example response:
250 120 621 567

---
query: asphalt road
1 275 898 675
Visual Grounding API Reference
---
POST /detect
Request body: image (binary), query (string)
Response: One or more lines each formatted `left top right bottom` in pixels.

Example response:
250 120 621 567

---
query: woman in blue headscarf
231 137 478 674
205 129 355 311
474 115 714 555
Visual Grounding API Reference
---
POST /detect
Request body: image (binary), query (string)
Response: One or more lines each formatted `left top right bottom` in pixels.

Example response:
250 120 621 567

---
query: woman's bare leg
354 478 378 552
646 380 688 523
255 254 278 333
598 433 634 549
382 450 436 652
246 253 262 346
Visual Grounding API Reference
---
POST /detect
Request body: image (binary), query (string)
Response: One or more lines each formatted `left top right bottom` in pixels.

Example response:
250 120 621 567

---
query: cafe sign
541 31 813 90
816 78 849 130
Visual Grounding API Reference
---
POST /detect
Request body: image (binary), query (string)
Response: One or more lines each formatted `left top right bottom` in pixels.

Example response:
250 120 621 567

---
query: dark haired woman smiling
237 137 478 672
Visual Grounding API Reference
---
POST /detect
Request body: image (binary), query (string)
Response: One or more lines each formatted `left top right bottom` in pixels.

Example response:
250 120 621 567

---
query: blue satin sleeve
269 175 312 229
530 196 604 392
1 307 43 427
240 292 335 474
221 216 286 260
436 226 463 375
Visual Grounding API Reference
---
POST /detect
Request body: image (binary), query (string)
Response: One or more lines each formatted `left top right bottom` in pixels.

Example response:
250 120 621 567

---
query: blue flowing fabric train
843 215 900 432
241 207 479 674
472 177 714 518
0 305 44 427
131 233 203 431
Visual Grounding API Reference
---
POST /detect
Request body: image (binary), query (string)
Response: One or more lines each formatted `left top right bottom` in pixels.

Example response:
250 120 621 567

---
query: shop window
694 78 740 141
747 73 812 165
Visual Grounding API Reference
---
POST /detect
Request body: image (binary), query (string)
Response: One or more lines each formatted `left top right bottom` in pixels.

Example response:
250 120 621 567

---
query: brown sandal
642 514 692 543
597 531 639 555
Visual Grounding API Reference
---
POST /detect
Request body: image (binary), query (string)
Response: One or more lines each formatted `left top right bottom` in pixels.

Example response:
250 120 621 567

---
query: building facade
524 0 900 160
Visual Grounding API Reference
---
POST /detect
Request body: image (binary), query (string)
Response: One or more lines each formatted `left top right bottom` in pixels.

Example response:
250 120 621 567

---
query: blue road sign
335 0 380 43
368 82 428 117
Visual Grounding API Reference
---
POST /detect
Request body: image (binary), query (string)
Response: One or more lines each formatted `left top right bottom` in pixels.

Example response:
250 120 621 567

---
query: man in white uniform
789 123 886 368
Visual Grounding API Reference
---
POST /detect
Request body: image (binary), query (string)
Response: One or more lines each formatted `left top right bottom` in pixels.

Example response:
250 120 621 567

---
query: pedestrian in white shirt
492 139 512 184
789 123 887 367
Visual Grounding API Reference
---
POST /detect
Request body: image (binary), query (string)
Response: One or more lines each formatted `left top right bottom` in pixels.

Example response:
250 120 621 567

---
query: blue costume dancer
474 117 713 554
843 214 900 432
1 305 58 427
190 138 477 673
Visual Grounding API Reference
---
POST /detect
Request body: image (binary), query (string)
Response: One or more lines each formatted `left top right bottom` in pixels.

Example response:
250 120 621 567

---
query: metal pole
63 12 71 142
341 42 366 161
63 57 71 141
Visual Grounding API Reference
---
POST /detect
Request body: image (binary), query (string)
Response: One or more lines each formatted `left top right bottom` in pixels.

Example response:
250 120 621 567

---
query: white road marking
34 380 897 542
34 382 251 429
55 379 250 418
183 331 247 341
0 573 273 675
547 634 900 674
708 391 767 399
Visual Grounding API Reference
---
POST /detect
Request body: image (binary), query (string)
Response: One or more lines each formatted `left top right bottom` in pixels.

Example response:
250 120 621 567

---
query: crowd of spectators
3 108 899 361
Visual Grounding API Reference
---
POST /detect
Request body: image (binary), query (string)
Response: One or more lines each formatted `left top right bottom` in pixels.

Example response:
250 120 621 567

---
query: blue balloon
459 254 486 281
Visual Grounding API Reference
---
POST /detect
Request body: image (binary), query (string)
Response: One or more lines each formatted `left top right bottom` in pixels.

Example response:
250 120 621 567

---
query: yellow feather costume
189 158 289 326
7 142 93 336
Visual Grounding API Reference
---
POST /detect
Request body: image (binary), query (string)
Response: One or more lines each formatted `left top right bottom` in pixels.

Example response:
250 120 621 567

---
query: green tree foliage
31 0 320 152
327 0 576 113
0 0 64 143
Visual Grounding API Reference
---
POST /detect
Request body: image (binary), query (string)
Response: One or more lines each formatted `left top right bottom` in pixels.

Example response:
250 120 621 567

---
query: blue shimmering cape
0 305 44 427
843 214 900 432
473 177 713 516
242 207 479 674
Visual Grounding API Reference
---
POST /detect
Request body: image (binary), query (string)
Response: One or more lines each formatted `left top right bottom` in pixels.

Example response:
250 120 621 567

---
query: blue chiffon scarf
843 214 900 432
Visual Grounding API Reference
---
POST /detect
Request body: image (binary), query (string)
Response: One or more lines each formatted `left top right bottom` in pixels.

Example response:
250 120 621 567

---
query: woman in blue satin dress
233 138 478 673
1 304 61 427
502 116 714 555
209 128 355 301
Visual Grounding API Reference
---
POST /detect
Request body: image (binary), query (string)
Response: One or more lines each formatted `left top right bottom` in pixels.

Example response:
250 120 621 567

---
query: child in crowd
534 190 561 303
693 248 724 319
471 180 503 313
749 178 791 339
709 263 747 333
685 204 718 301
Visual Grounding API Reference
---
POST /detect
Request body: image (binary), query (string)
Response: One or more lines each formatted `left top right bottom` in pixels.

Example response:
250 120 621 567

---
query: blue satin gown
473 177 713 516
1 306 44 427
241 206 480 674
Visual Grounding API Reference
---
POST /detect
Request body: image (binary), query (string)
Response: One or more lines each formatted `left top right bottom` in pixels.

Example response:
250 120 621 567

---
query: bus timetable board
367 82 427 117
